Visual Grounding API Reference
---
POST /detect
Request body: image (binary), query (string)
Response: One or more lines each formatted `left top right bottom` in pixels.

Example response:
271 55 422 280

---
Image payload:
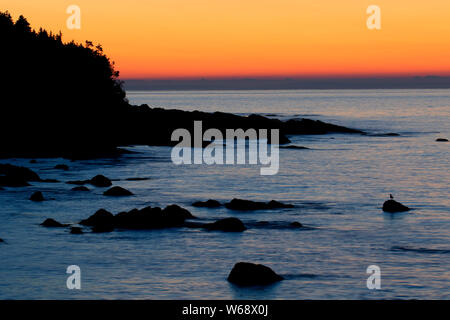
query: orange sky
3 0 450 78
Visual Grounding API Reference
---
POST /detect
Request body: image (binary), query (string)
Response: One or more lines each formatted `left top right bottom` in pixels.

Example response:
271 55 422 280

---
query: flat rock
227 262 284 286
436 138 448 142
204 217 246 232
72 186 90 191
225 198 294 210
192 199 222 208
382 200 411 213
103 186 134 196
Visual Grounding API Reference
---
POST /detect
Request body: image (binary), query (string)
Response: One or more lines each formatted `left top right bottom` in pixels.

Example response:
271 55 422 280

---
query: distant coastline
123 76 450 91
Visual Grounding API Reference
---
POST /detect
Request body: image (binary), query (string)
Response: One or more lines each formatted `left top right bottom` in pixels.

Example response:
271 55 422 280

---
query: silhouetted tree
0 11 128 157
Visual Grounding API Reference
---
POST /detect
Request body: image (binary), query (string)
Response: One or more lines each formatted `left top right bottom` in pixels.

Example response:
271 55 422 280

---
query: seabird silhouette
389 194 394 200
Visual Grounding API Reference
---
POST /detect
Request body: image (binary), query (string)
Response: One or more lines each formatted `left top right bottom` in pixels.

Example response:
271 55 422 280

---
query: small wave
390 246 450 254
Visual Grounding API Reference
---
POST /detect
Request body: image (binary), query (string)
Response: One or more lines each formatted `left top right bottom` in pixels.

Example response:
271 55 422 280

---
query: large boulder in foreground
227 262 284 286
225 198 294 211
382 200 411 213
204 218 246 232
103 186 133 196
0 164 41 187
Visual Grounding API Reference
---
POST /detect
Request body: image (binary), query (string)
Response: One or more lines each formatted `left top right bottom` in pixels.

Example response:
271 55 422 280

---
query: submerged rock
225 198 294 210
192 199 222 208
280 145 310 150
267 200 295 209
125 177 150 181
71 186 90 192
382 200 411 213
66 174 112 187
54 164 69 170
0 163 41 187
103 186 134 196
30 191 45 202
204 217 246 232
41 218 66 227
227 262 284 286
290 221 303 228
70 227 83 234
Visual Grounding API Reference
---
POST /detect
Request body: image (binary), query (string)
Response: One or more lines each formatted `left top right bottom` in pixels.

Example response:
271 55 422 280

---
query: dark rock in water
72 186 90 192
89 175 112 187
54 164 69 170
41 218 66 227
280 145 310 150
30 191 45 202
382 200 411 213
227 262 284 286
103 186 134 196
0 187 4 191
0 238 4 243
267 200 295 209
30 159 37 164
0 164 41 187
290 221 303 228
436 138 448 142
163 204 196 220
225 199 268 210
67 180 87 185
81 205 195 231
67 175 112 187
204 218 246 232
70 227 83 234
42 179 59 183
115 205 194 229
192 199 222 208
80 209 115 228
225 198 294 210
92 224 115 233
125 177 150 181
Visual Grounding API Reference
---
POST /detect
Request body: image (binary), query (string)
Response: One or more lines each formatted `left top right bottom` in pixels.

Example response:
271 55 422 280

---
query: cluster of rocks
192 198 294 210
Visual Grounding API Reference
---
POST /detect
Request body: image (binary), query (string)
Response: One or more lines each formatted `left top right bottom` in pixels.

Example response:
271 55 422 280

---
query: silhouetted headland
0 12 362 159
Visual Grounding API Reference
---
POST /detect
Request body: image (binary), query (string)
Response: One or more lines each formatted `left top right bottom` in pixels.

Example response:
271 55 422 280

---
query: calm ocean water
0 89 449 299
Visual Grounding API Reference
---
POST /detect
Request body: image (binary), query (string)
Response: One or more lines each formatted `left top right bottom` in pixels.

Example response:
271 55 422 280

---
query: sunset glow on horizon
4 0 450 79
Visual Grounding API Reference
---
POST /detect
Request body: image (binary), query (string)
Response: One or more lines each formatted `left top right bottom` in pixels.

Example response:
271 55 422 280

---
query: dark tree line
0 11 129 157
